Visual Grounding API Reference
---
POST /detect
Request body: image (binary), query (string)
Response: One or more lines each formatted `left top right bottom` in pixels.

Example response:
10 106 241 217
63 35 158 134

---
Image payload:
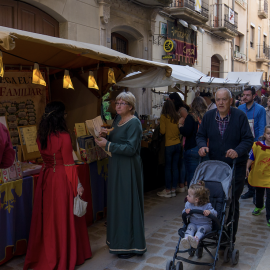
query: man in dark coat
196 88 254 242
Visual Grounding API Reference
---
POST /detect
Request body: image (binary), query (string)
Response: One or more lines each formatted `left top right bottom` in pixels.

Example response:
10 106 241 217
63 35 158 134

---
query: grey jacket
182 202 217 227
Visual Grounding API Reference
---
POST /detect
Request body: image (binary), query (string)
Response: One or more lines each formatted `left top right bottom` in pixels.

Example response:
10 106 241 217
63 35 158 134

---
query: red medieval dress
23 133 92 270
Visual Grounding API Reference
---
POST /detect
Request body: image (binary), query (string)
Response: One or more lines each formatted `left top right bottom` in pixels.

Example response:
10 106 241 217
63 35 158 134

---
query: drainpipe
232 0 235 71
246 0 249 71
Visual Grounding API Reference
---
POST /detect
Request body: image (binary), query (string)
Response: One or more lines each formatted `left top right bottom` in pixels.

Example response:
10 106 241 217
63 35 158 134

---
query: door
214 0 219 27
0 0 59 37
111 33 128 55
211 55 220 78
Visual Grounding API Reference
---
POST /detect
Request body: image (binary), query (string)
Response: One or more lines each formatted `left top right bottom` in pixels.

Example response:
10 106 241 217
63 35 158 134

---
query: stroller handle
182 210 221 230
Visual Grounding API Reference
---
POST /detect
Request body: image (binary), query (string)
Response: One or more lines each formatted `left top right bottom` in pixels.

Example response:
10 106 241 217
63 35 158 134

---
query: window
250 26 255 48
235 36 240 52
263 35 267 53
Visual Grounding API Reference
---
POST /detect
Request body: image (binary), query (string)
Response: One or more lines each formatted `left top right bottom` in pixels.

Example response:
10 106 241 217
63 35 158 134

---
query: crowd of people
0 85 270 269
157 86 270 246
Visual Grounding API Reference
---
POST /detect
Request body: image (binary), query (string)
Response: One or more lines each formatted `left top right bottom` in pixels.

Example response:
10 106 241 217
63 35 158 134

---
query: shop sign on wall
166 21 197 64
0 71 46 145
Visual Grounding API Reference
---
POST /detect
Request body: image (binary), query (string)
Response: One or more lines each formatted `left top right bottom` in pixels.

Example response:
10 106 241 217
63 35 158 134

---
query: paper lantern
63 70 74 90
88 71 99 90
0 51 4 78
108 68 116 84
32 63 46 86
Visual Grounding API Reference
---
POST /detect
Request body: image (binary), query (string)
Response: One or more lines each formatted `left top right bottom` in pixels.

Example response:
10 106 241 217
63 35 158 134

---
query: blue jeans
165 144 181 190
184 146 207 187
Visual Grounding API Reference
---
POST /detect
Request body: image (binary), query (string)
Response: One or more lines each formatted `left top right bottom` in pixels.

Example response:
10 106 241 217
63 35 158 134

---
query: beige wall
21 0 100 44
247 0 270 76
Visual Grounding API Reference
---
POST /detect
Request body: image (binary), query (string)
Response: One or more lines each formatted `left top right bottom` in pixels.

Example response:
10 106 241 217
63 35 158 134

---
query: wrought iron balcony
210 4 238 39
256 45 270 62
234 51 246 62
258 0 268 19
132 0 172 7
164 0 209 25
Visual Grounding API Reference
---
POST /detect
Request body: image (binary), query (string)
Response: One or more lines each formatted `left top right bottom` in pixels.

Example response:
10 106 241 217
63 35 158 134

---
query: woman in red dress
24 101 91 270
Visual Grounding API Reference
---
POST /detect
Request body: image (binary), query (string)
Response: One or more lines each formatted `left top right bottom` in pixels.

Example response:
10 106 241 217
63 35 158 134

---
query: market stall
0 26 173 265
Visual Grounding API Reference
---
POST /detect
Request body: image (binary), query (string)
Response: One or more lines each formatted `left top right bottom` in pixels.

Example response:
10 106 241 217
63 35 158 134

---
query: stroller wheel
196 247 203 258
176 261 183 270
231 249 239 265
188 249 195 257
223 247 230 263
166 260 173 270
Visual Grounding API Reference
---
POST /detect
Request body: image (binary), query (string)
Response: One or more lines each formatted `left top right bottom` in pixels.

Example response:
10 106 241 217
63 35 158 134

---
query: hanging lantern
0 51 4 78
88 71 99 90
63 70 74 90
108 68 116 84
32 63 46 86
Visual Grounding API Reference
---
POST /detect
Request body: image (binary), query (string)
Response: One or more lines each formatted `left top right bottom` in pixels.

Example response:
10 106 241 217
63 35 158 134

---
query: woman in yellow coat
247 125 270 226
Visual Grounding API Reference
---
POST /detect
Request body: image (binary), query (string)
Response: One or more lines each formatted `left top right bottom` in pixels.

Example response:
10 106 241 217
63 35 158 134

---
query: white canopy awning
117 64 263 89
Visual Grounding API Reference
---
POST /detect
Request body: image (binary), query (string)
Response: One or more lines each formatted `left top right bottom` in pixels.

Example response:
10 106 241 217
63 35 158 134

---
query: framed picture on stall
17 125 41 161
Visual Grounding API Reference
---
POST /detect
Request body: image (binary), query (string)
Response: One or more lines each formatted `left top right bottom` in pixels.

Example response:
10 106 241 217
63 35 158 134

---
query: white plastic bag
73 195 88 217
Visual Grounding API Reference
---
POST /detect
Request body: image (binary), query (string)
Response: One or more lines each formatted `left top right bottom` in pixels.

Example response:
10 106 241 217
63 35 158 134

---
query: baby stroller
166 159 238 270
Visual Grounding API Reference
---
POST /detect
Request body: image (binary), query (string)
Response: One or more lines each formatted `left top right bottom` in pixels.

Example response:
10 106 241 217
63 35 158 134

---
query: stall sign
0 71 46 145
162 55 176 60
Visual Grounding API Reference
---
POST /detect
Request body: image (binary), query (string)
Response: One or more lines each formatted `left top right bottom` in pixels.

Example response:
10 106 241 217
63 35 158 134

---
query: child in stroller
166 160 239 270
181 181 217 249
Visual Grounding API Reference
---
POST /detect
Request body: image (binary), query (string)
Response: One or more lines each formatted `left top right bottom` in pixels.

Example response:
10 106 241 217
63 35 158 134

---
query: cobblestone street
3 186 270 270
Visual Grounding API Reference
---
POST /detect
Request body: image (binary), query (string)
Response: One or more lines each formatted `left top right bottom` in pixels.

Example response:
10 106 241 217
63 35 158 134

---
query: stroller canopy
190 160 233 200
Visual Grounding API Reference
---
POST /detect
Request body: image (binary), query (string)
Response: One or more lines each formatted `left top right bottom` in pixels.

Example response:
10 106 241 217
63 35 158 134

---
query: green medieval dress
105 116 146 254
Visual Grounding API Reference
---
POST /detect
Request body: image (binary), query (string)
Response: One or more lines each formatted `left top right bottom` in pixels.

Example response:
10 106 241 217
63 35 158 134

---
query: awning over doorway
0 26 172 78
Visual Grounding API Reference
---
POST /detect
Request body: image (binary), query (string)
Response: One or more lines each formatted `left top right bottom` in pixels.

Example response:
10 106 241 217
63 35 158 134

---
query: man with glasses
238 86 266 202
197 88 253 243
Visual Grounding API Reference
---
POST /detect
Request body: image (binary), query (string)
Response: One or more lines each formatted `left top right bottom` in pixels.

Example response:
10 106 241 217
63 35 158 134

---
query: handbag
73 195 88 217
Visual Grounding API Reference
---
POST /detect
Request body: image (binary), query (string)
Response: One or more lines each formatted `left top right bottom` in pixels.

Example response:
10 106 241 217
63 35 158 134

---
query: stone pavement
2 186 270 270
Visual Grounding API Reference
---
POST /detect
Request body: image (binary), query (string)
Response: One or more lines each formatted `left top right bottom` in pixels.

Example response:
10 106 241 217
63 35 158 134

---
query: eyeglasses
115 102 129 106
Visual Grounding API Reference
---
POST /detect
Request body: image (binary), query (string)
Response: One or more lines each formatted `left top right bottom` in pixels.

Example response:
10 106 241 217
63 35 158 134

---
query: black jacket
196 107 254 165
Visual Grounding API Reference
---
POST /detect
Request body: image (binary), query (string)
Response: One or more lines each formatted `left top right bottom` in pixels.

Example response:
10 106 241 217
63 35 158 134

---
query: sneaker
181 237 190 249
188 235 199 249
252 206 265 216
176 187 185 193
157 189 171 198
267 220 270 227
241 191 254 199
171 190 176 197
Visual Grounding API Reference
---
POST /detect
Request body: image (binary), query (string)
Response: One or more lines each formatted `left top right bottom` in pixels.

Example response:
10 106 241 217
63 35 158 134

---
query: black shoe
241 191 254 199
118 253 136 259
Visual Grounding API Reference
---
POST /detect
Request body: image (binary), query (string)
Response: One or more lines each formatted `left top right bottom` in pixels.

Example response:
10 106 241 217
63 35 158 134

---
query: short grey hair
216 88 232 99
116 91 136 115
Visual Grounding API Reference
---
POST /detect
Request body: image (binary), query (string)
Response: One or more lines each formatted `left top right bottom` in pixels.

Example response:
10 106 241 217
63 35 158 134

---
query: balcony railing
258 0 268 18
211 4 238 33
170 0 209 18
234 51 246 61
256 45 270 61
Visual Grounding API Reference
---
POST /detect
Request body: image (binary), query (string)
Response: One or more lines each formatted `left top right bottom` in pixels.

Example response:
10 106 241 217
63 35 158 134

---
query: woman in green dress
95 92 146 259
